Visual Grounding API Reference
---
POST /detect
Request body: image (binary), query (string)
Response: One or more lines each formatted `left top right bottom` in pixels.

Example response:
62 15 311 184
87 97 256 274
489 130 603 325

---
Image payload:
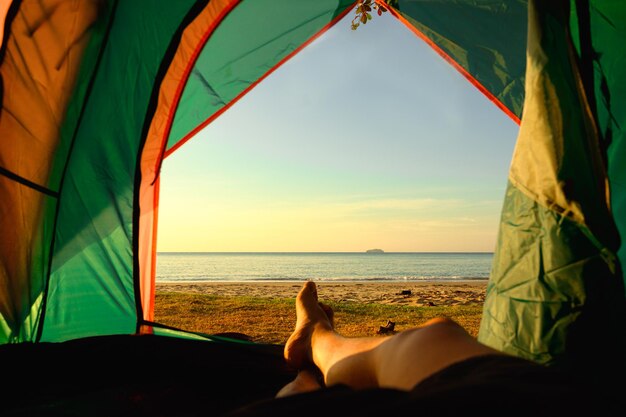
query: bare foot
319 302 334 327
284 281 334 369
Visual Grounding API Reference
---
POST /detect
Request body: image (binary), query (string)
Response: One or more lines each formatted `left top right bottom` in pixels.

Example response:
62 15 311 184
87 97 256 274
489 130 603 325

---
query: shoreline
156 280 488 307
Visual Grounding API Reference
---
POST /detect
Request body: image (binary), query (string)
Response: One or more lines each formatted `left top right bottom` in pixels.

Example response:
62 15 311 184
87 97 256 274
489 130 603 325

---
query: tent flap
478 0 625 382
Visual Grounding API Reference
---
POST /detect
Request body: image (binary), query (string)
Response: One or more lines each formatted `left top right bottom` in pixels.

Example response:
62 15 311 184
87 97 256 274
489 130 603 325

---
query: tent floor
1 334 623 416
0 334 295 417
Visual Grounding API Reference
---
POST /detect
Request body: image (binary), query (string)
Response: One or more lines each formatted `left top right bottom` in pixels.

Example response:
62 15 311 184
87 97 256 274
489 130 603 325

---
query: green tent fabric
0 0 356 343
477 0 626 384
569 1 626 302
41 0 363 343
385 0 626 379
165 0 359 153
389 0 528 122
1 0 625 405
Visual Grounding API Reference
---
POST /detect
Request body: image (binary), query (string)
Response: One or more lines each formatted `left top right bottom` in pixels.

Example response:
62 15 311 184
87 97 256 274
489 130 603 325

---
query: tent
1 0 624 414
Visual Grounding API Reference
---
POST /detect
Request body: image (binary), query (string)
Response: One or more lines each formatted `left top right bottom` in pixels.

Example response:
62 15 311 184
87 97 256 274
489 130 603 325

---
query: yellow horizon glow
156 195 501 253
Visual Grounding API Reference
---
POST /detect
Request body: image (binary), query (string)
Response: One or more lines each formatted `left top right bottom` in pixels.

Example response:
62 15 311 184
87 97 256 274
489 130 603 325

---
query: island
366 249 384 253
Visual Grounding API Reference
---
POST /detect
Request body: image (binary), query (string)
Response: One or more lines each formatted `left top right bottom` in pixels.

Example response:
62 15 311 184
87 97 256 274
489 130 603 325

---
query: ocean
156 252 493 282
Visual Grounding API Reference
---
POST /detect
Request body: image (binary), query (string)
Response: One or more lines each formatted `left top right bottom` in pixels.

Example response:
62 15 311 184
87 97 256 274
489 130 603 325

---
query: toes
301 281 318 300
319 302 334 327
297 281 319 309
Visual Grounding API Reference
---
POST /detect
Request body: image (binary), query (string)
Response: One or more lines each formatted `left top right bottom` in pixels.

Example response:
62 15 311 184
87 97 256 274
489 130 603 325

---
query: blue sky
156 11 519 253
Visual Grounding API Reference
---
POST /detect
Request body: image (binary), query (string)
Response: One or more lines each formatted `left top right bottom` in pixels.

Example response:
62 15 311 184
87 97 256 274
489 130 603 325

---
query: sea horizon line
157 251 495 255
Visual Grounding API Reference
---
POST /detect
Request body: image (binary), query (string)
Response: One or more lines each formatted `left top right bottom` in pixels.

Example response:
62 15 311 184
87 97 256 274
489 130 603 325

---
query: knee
394 318 466 347
421 317 461 329
414 317 471 341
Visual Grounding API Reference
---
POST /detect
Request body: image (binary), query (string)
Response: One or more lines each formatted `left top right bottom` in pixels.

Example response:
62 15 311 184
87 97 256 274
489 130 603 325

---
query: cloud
265 196 499 219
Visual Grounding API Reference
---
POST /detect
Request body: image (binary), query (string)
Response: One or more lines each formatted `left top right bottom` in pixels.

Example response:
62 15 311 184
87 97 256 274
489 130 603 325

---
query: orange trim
150 178 160 314
138 323 154 335
382 1 521 125
154 0 241 175
164 0 360 159
139 176 159 320
0 0 100 185
0 0 12 49
138 0 242 319
137 174 156 321
0 0 100 339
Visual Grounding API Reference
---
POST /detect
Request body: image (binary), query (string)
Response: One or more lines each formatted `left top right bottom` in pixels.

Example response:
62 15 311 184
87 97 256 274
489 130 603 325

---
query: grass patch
155 291 483 345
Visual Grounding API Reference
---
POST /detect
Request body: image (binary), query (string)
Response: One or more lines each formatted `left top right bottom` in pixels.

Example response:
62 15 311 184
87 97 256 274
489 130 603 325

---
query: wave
156 275 489 282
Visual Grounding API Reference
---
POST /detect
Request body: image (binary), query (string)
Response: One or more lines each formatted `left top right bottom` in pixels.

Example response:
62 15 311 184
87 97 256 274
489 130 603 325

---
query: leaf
351 0 391 30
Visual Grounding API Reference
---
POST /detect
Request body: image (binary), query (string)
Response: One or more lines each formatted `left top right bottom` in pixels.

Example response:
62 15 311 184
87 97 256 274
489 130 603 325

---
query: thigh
374 318 503 390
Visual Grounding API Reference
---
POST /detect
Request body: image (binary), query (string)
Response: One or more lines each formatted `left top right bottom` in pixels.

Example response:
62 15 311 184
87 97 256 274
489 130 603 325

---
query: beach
156 280 488 307
155 280 488 343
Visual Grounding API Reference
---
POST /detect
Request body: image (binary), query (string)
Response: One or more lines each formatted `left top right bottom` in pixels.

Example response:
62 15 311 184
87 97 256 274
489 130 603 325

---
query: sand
156 280 488 307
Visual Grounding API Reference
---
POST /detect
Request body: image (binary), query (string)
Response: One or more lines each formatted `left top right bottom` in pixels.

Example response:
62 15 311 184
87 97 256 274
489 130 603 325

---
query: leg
275 369 322 398
284 281 504 391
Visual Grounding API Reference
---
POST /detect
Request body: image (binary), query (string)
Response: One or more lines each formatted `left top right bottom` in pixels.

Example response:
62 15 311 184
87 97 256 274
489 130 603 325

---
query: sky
156 10 519 253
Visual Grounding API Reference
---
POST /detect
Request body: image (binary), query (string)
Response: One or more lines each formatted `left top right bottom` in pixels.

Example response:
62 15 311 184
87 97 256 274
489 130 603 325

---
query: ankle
310 325 336 370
